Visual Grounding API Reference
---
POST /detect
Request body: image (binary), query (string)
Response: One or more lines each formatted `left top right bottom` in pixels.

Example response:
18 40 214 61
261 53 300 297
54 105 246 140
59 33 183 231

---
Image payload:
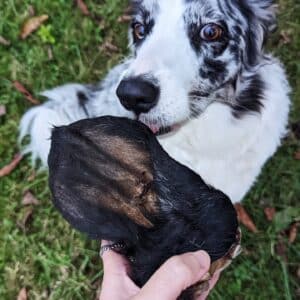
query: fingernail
194 250 211 273
194 250 210 263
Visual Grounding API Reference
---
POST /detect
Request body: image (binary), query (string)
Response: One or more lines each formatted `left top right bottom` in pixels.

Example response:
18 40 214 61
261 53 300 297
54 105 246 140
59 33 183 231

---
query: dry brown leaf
294 151 300 160
102 41 119 53
235 203 258 233
0 153 23 177
0 35 11 46
279 30 292 45
20 15 49 40
22 191 40 206
13 81 40 105
288 222 299 244
118 15 132 23
76 0 90 16
0 105 6 117
17 207 34 232
264 207 276 222
17 288 28 300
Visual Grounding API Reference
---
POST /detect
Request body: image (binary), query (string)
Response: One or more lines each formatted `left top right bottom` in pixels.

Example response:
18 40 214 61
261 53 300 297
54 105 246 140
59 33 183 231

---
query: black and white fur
20 0 290 203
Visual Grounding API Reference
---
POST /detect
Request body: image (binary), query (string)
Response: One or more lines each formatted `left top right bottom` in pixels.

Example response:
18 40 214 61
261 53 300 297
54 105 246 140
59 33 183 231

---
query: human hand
99 241 220 300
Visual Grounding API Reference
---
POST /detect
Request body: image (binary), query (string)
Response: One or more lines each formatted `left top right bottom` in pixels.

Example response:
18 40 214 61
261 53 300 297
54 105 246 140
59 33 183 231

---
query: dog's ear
242 0 277 67
248 0 277 33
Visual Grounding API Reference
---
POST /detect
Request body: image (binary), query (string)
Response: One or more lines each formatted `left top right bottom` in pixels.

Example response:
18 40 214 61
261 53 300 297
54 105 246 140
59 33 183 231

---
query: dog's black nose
116 77 159 114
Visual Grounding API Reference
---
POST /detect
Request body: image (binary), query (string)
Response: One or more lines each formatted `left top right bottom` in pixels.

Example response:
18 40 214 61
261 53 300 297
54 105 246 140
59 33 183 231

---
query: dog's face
116 0 275 133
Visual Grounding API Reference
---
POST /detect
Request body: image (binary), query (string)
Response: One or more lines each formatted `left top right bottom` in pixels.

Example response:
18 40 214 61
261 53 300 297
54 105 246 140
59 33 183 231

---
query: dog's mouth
139 119 181 136
151 125 173 136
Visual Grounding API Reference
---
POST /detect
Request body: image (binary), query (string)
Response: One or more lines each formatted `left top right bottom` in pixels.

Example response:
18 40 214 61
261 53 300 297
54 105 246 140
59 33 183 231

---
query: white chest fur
159 61 290 202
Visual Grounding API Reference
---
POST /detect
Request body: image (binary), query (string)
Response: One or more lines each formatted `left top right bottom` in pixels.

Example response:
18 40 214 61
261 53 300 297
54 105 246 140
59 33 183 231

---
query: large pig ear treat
48 116 240 299
48 117 158 240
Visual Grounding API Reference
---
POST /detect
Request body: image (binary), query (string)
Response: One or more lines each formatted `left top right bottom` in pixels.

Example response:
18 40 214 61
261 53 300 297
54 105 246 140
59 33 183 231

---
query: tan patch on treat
181 281 210 300
78 131 158 227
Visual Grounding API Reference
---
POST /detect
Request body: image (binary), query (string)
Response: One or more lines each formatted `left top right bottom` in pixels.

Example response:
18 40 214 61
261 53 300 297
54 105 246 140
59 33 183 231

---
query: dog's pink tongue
148 125 160 134
138 118 161 134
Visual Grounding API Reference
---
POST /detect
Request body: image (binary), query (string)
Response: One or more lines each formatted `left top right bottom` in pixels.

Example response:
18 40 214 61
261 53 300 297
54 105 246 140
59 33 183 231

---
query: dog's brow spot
77 91 90 117
77 91 89 108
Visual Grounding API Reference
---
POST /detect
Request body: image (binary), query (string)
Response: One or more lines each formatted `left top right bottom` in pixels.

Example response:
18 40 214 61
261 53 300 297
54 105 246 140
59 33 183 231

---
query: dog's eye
200 24 223 41
133 23 146 40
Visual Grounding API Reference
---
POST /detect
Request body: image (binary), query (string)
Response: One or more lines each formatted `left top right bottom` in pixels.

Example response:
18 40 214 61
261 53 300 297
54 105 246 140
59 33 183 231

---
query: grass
0 0 299 299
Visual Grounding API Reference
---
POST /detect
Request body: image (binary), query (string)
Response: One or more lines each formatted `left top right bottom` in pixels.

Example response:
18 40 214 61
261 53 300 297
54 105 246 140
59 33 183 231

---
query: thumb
133 251 211 300
101 241 130 276
100 241 140 300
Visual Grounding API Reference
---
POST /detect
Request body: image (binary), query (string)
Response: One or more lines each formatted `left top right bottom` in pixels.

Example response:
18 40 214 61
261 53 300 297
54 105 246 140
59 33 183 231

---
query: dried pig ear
48 116 240 299
48 117 157 239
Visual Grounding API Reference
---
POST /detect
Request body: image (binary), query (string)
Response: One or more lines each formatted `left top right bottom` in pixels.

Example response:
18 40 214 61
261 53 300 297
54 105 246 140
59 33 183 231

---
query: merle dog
20 0 290 203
